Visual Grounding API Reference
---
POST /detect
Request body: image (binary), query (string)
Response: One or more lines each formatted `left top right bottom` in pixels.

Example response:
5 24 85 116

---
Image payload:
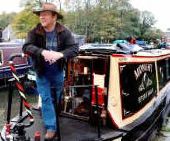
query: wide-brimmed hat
32 3 63 19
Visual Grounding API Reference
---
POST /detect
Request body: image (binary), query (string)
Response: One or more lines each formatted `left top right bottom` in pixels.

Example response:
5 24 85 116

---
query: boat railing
1 53 34 141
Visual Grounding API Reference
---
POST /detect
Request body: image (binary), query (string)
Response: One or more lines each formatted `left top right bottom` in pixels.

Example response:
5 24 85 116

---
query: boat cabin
60 44 170 140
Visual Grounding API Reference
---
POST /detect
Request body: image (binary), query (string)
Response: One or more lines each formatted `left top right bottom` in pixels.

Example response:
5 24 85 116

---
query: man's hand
41 50 63 64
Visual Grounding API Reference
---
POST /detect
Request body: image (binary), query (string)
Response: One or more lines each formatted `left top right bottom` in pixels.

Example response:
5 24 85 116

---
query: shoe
44 131 58 141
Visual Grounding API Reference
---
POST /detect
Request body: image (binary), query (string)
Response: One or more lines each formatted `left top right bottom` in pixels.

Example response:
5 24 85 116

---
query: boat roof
79 43 119 55
79 43 116 50
79 43 170 56
0 42 22 48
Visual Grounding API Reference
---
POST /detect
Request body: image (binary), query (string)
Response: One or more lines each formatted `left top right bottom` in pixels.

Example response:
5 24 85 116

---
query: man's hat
32 3 63 19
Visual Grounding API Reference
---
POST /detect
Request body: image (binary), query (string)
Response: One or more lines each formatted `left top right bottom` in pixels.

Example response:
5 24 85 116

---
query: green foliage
12 8 39 38
63 0 143 42
0 12 16 29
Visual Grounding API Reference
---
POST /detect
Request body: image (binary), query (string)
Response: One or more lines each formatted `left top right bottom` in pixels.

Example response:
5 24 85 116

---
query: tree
12 8 39 38
12 0 161 41
139 11 156 38
0 12 16 29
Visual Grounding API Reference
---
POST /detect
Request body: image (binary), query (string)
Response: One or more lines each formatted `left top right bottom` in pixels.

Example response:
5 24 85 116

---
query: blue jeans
36 71 64 131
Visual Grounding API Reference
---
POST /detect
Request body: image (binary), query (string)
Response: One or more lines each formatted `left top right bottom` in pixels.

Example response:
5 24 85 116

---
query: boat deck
24 110 124 141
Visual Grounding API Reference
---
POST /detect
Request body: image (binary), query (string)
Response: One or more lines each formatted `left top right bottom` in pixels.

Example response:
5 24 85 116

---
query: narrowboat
1 43 170 141
0 42 31 87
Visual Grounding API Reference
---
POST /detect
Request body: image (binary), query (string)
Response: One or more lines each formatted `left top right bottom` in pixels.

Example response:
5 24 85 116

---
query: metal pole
19 78 24 117
19 96 23 117
7 81 13 124
95 85 101 139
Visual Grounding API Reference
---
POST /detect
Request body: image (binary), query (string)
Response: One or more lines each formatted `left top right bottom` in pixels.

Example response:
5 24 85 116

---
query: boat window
157 59 170 89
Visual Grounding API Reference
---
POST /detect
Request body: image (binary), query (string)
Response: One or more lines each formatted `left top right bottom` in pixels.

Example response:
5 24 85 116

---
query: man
22 2 78 140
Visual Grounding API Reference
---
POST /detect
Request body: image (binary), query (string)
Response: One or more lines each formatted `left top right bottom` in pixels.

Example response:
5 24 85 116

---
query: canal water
153 115 170 141
0 88 170 141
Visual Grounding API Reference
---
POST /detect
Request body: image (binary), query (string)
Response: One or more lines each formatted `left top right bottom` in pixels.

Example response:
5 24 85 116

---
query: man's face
39 11 57 28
